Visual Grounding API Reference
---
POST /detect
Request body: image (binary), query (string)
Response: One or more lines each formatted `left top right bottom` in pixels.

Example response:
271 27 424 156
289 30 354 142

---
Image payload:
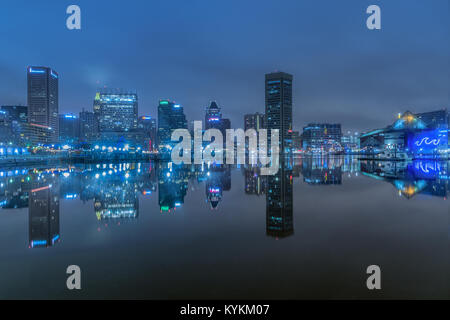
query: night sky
0 0 448 133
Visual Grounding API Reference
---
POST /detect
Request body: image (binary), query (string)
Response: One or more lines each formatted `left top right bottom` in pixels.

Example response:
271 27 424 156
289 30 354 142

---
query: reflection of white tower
207 186 222 210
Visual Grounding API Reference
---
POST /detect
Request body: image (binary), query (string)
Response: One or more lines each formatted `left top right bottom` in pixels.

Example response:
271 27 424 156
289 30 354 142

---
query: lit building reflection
205 165 231 209
244 166 266 196
1 157 446 248
0 168 30 209
28 175 60 248
360 160 449 199
157 162 188 212
301 156 342 185
266 164 293 238
92 163 139 219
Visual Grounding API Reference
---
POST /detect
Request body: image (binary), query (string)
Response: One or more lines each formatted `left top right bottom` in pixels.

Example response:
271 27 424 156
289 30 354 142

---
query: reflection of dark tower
28 178 60 248
157 162 188 212
244 167 266 195
266 164 293 238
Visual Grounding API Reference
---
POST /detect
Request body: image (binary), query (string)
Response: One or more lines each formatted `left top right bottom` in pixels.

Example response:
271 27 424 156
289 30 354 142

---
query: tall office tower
28 177 60 248
138 116 157 151
58 114 80 145
79 109 98 143
157 100 187 154
265 72 293 155
244 112 265 131
205 101 222 129
266 164 293 238
205 101 231 140
27 66 59 143
93 90 138 133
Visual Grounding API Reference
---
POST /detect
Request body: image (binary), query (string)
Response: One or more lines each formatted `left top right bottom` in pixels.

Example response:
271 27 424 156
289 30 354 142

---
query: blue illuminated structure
407 129 448 156
28 67 46 74
360 110 449 157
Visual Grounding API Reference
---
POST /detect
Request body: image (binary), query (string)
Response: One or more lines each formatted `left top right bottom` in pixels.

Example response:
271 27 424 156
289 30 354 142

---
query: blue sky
0 0 448 132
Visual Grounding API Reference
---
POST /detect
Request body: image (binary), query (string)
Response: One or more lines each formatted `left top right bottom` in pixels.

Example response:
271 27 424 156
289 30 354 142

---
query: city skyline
0 1 449 302
0 0 448 132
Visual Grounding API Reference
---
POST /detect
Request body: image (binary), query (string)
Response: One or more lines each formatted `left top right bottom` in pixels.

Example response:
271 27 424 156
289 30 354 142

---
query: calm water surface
0 157 448 299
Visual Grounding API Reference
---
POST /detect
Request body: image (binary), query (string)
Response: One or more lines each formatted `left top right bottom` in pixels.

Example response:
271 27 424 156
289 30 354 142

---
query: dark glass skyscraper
79 109 98 143
157 100 187 154
138 116 157 151
265 72 293 155
59 114 80 144
27 66 59 143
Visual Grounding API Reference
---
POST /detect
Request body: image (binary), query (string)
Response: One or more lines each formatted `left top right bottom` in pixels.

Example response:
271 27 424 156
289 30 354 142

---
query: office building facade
265 72 293 155
27 66 59 143
138 116 157 151
157 100 187 154
302 123 342 153
93 90 138 133
79 109 98 143
59 114 80 145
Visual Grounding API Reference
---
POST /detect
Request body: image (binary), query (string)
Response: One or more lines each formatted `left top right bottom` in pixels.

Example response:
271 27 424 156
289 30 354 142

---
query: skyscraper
27 66 59 143
205 101 231 143
157 100 187 154
79 109 98 143
93 90 138 133
138 116 157 151
205 101 222 128
265 72 293 155
59 114 80 144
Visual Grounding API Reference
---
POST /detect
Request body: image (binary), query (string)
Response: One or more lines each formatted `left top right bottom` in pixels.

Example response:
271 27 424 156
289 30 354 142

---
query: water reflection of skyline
0 157 448 248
